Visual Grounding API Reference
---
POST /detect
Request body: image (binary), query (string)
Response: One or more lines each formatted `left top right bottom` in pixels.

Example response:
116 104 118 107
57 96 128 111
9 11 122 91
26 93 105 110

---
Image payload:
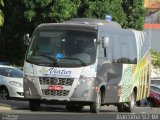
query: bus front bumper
24 78 99 104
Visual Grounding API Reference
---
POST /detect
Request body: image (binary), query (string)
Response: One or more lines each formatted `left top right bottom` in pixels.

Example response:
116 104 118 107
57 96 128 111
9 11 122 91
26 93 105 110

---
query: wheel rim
148 99 153 107
0 89 8 100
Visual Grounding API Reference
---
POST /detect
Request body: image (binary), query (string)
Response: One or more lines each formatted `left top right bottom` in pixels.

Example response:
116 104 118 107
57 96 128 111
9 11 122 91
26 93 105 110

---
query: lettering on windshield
45 68 72 77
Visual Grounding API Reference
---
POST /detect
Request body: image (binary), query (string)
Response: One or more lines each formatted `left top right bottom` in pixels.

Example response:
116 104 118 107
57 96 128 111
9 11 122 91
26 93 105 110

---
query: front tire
0 87 9 100
90 91 101 113
136 100 141 106
147 98 154 107
29 99 41 111
117 92 136 112
125 92 136 112
117 104 126 112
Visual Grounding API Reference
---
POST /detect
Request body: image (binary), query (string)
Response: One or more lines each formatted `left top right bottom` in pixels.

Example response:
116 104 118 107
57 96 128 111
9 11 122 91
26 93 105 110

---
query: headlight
79 76 95 84
9 81 23 87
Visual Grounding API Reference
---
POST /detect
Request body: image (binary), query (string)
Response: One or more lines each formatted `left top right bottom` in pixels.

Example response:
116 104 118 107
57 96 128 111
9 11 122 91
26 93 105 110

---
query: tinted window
14 69 23 78
0 68 8 76
0 67 23 78
150 86 160 93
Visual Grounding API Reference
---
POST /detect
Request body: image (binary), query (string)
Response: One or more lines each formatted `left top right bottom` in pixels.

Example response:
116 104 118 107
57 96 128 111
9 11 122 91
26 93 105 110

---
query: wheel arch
100 85 105 103
0 85 8 90
133 86 138 100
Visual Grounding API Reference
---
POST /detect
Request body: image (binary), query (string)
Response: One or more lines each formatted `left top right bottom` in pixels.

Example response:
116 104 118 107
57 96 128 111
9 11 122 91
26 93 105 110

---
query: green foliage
0 10 4 26
77 0 146 30
76 0 126 26
0 0 4 26
23 0 80 27
0 0 27 65
121 0 146 30
0 0 4 6
151 50 160 68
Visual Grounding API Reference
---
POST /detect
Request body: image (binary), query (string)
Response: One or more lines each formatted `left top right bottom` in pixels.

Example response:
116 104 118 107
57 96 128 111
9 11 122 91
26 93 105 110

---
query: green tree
151 50 160 68
23 0 80 30
121 0 146 30
77 0 126 27
76 0 146 30
0 0 4 26
0 0 27 65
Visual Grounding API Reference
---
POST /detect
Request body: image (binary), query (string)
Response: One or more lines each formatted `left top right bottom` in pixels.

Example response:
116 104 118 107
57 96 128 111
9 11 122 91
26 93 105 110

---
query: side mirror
102 37 109 48
24 34 31 45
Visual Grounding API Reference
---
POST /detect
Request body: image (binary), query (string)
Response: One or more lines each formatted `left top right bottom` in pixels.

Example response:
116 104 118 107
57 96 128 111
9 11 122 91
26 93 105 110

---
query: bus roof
64 18 122 28
37 18 122 31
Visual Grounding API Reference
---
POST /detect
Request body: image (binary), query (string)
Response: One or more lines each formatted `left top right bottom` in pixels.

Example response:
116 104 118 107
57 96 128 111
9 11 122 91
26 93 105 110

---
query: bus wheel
29 99 41 111
90 91 101 113
125 92 136 112
147 98 154 107
117 104 126 112
136 100 141 106
66 105 83 112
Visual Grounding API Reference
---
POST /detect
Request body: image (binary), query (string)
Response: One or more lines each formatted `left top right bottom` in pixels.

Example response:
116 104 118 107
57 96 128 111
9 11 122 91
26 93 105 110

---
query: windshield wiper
61 57 86 66
37 55 59 66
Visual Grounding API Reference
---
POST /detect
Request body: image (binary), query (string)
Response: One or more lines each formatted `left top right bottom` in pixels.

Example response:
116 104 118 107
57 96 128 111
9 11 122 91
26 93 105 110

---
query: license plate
48 85 63 91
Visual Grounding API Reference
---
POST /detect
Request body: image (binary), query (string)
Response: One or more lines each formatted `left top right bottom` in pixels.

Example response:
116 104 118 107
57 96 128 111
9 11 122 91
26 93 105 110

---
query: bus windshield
26 29 97 67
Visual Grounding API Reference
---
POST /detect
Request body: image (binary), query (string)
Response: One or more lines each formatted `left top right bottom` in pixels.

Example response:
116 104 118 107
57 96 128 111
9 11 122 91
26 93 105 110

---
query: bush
151 49 160 68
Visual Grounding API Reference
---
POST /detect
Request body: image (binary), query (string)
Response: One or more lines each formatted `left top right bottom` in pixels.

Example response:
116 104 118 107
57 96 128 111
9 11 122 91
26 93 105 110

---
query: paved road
0 100 160 120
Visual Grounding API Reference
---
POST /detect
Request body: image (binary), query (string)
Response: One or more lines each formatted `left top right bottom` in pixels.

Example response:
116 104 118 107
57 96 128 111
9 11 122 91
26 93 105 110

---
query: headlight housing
9 81 23 87
79 76 95 84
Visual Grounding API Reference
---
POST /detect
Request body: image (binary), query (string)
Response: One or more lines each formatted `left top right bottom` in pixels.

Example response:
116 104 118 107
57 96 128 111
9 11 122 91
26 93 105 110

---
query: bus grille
41 89 69 96
39 77 74 86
